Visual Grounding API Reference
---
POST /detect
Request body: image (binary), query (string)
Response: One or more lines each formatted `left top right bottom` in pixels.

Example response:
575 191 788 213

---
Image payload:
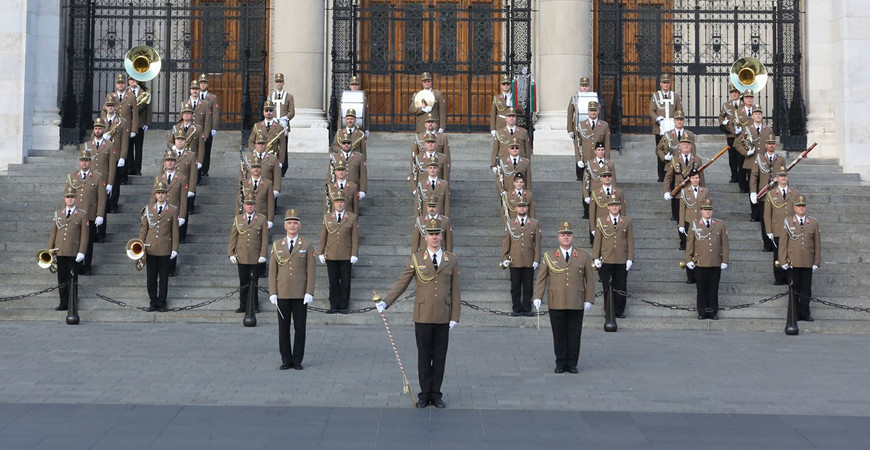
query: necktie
520 218 525 228
770 155 774 163
598 159 603 167
247 215 252 225
289 239 294 253
337 213 342 223
96 141 100 149
266 123 270 132
108 119 113 127
201 93 205 100
564 251 569 262
706 220 710 228
693 187 698 195
678 131 682 140
432 253 438 270
504 95 507 102
66 209 71 219
513 157 517 167
254 180 259 191
158 205 163 215
184 125 189 133
510 129 514 135
278 92 283 100
339 182 344 190
592 120 596 129
431 180 436 190
800 218 804 227
606 188 611 196
82 172 87 181
193 100 197 108
517 190 523 196
782 189 787 197
734 101 739 108
167 174 172 185
684 156 689 166
757 126 761 134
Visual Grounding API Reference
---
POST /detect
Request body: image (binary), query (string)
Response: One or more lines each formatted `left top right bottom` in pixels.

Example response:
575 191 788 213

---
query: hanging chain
0 285 62 302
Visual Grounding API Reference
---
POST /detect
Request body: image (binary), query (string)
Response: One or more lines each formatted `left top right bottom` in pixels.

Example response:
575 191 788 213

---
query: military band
764 167 801 285
318 195 359 314
48 187 89 310
66 150 106 275
749 137 782 251
127 77 152 176
591 196 635 319
140 180 180 312
500 197 541 316
229 193 269 313
778 196 821 322
684 199 729 320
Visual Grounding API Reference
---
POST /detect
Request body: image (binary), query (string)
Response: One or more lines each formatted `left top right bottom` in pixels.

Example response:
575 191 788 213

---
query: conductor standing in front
376 218 460 409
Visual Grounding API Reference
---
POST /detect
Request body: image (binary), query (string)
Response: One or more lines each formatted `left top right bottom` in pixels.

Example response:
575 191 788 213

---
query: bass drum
340 90 366 129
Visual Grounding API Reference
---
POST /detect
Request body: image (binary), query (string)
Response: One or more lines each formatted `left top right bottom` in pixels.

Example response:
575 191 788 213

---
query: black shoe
803 316 814 322
55 305 68 311
432 398 446 409
679 245 686 251
749 218 759 222
657 178 664 183
168 272 175 278
146 306 156 312
740 189 749 194
567 366 579 374
338 309 349 314
416 398 429 408
686 280 696 284
763 247 773 252
294 363 304 370
159 306 168 312
80 267 92 276
524 311 535 317
729 177 738 183
774 281 787 286
326 309 336 314
698 315 706 320
582 213 589 219
279 363 293 370
616 313 625 319
201 172 209 177
709 314 719 320
235 307 245 313
554 366 566 374
510 312 520 317
179 238 186 244
671 217 678 221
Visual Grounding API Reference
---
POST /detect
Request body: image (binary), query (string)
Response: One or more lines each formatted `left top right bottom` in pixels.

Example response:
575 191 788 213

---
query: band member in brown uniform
270 73 295 176
346 76 369 136
718 85 742 183
731 89 756 191
48 187 89 310
330 137 367 203
101 94 130 212
269 209 316 370
415 133 450 182
327 160 359 214
750 137 782 251
588 166 624 246
409 72 446 134
66 150 106 274
500 196 541 316
495 138 531 194
375 218 460 408
491 108 531 168
583 142 616 220
229 192 269 313
490 75 522 134
679 170 709 282
534 222 595 374
412 198 453 253
128 77 152 176
170 134 198 218
242 134 282 201
503 172 536 218
572 101 611 182
187 81 211 165
764 166 800 285
318 195 359 314
140 180 179 312
105 73 138 185
248 100 287 173
592 195 635 318
655 109 696 171
684 199 729 320
331 109 367 157
736 103 773 194
197 74 219 177
649 74 683 181
663 135 704 221
168 102 203 167
778 196 821 321
413 114 451 165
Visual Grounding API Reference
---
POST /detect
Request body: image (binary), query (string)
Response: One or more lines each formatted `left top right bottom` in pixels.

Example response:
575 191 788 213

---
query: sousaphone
729 57 768 94
125 45 162 82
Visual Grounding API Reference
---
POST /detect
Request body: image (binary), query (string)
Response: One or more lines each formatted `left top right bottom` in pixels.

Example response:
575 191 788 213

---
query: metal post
784 278 799 335
243 269 257 327
66 268 80 325
604 284 617 332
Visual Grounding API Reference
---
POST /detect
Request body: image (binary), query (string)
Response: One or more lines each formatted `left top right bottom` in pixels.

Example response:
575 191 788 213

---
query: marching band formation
42 47 822 407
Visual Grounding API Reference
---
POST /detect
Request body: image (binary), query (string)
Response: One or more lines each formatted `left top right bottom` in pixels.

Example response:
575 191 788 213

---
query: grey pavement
1 321 869 449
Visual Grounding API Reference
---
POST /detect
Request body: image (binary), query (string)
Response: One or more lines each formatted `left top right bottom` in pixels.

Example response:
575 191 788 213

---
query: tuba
126 239 149 271
729 57 768 94
37 248 58 273
124 45 162 82
413 90 436 108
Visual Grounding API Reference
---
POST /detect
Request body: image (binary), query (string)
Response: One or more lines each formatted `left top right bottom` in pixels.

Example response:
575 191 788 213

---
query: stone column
0 0 62 169
272 0 328 153
532 0 592 155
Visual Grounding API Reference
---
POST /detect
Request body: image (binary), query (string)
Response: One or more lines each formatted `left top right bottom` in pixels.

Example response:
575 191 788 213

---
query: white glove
626 260 633 271
686 261 695 270
75 253 85 263
170 251 177 260
210 130 217 137
656 116 664 123
318 254 326 264
747 149 756 156
229 255 237 264
491 130 498 137
780 263 789 271
187 191 195 198
364 130 370 139
269 294 278 305
812 265 818 272
568 131 575 139
720 263 728 270
279 117 289 128
750 193 758 204
437 128 444 134
491 166 498 174
449 320 457 329
767 233 774 240
106 184 113 195
421 106 432 113
735 126 743 134
577 160 584 168
533 299 542 310
273 190 279 198
267 221 273 229
279 163 284 168
593 258 602 268
664 192 672 201
532 261 539 270
664 153 673 161
722 119 729 126
178 217 185 226
350 256 358 264
376 301 386 312
678 226 685 234
258 257 267 264
117 158 125 167
411 190 417 195
584 197 591 204
142 125 148 132
303 294 314 305
358 191 366 200
196 162 202 169
130 132 136 138
501 260 511 268
95 216 104 226
591 230 595 236
584 302 592 311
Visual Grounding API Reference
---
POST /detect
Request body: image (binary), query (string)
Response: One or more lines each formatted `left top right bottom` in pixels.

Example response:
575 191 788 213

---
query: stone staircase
2 131 869 333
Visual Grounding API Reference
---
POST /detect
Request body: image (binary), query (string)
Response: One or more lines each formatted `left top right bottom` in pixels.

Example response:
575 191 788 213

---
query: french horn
126 238 149 271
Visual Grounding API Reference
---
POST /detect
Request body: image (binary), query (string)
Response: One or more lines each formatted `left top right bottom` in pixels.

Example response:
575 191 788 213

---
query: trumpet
37 248 58 273
126 238 149 271
678 259 698 269
774 259 791 269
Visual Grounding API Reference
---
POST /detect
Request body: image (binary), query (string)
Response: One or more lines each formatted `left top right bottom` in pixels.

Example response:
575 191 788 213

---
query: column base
288 109 329 153
532 111 573 156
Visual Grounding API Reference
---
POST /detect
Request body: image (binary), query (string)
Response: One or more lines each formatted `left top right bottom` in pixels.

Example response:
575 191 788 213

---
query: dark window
403 4 423 73
471 4 493 74
637 5 662 77
436 4 457 74
202 6 225 73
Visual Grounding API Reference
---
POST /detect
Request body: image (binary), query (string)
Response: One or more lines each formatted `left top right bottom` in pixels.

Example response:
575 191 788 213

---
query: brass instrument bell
37 248 58 273
124 45 162 82
729 57 768 94
126 238 148 271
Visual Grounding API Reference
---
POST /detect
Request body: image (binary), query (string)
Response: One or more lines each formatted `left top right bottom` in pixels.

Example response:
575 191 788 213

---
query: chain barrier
0 285 62 302
257 286 415 314
83 285 243 312
810 297 870 313
459 291 604 316
617 288 787 312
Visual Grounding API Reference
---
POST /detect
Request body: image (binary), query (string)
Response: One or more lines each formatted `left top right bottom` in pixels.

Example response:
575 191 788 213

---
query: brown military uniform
588 186 626 236
66 170 107 222
331 127 367 156
243 177 275 223
736 124 775 170
573 118 611 163
412 130 451 161
168 121 204 163
106 88 139 133
84 139 117 188
495 155 530 194
779 215 821 269
648 90 683 135
679 186 710 226
327 180 359 214
139 203 179 257
490 92 523 132
764 186 801 238
413 151 450 185
200 90 220 131
172 147 199 194
269 89 296 128
49 206 89 258
249 120 287 165
502 216 541 268
150 172 188 219
592 215 635 264
383 250 461 324
242 151 282 191
269 236 316 299
101 114 131 162
583 159 617 199
418 178 450 217
664 154 705 198
318 211 359 261
228 212 269 264
409 89 447 133
655 128 697 162
534 247 596 309
749 152 782 194
412 214 453 253
330 150 367 193
491 126 531 165
504 189 536 218
686 219 729 268
189 96 212 136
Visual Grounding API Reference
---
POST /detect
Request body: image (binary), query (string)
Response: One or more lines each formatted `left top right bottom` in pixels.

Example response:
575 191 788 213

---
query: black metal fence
329 0 533 134
596 0 806 151
60 0 268 144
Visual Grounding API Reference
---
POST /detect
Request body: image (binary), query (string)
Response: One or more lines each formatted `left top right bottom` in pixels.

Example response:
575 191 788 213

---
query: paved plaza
0 321 868 448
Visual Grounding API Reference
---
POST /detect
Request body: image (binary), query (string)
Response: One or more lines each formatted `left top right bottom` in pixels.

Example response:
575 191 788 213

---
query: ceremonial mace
372 290 417 408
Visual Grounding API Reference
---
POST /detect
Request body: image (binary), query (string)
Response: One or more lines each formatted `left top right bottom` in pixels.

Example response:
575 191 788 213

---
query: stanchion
603 285 617 332
784 279 799 336
243 270 257 327
66 269 79 325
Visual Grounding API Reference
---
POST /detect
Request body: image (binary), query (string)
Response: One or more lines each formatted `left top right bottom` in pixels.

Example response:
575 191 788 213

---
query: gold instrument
266 131 283 154
730 57 768 94
136 90 151 106
413 90 436 108
125 238 149 271
37 248 58 273
774 259 791 269
124 45 162 82
678 259 698 269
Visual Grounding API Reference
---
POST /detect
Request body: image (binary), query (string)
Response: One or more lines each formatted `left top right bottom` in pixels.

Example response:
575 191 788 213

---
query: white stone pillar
0 0 62 170
532 0 592 156
272 0 328 153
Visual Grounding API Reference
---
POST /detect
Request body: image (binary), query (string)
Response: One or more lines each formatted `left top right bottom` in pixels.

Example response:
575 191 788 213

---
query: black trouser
726 137 740 180
131 127 145 175
549 309 584 369
281 146 289 177
179 210 190 242
238 264 259 310
760 204 774 251
655 134 665 181
277 298 307 365
773 237 787 284
509 266 534 313
788 268 813 319
56 256 80 308
146 254 171 308
200 135 213 176
670 198 680 222
737 166 750 193
108 171 122 212
694 266 721 317
84 221 97 270
682 224 695 284
326 259 352 310
679 221 688 250
582 198 589 218
599 263 627 316
750 199 761 222
414 322 449 402
169 254 178 276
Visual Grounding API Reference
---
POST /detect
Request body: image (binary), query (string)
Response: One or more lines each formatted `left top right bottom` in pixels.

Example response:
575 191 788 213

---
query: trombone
37 248 58 273
126 238 150 271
